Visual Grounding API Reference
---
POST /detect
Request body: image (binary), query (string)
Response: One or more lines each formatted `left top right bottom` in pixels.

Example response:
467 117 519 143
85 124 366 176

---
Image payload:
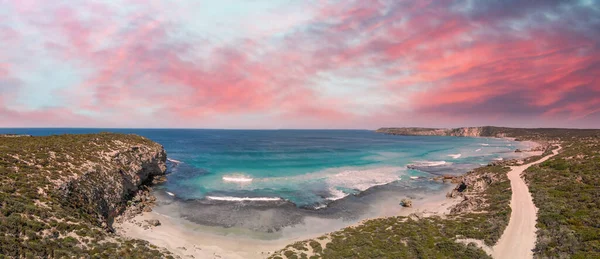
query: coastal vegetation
270 164 513 258
0 133 171 258
272 127 600 259
524 139 600 258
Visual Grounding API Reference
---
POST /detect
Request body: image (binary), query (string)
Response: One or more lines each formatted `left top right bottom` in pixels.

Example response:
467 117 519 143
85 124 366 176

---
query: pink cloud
1 0 599 128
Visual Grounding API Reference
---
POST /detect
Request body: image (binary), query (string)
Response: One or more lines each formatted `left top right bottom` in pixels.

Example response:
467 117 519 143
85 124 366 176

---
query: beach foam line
167 158 182 163
410 176 419 179
475 148 482 152
222 176 253 183
409 161 447 167
327 169 403 197
314 204 328 210
166 191 175 197
206 196 282 202
326 188 349 201
480 143 490 146
448 154 462 159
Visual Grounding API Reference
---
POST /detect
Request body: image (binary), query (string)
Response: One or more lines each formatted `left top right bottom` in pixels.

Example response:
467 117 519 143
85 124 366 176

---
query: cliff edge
376 126 507 137
0 133 172 257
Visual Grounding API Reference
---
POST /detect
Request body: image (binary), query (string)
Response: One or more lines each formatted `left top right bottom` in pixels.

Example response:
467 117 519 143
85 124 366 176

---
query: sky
1 0 599 129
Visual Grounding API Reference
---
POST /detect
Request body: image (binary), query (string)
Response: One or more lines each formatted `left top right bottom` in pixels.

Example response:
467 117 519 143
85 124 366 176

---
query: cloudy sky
1 0 599 128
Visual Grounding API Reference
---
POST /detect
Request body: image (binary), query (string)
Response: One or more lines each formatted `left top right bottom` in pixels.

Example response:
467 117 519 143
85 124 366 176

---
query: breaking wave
167 158 182 163
206 196 282 202
222 175 253 183
448 154 462 159
408 161 448 167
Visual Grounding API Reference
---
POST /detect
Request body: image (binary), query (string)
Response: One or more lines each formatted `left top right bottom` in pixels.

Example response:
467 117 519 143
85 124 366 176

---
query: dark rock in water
515 149 523 153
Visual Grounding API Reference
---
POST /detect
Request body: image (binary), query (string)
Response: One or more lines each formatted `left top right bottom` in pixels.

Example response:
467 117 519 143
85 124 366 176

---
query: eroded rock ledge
0 133 171 257
56 136 167 229
376 126 506 137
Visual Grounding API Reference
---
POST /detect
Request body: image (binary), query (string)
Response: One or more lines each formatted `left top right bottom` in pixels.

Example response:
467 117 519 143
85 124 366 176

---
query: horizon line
1 126 600 130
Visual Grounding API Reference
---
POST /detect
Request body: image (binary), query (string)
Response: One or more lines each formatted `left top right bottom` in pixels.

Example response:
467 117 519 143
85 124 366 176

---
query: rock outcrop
57 136 167 229
0 134 32 137
376 127 506 138
0 133 170 257
400 198 413 207
447 169 504 214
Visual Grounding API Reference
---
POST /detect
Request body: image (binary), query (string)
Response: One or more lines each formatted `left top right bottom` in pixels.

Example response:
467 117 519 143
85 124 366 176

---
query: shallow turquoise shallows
0 129 530 208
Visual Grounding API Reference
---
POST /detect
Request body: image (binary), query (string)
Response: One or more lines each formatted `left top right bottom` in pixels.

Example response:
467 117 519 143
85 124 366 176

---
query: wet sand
115 182 460 259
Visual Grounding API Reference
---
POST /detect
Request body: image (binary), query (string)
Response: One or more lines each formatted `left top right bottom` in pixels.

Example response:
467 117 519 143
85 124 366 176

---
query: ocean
1 128 534 233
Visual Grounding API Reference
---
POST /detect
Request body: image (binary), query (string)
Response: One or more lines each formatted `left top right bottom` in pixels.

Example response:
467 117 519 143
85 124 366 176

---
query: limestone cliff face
55 135 167 228
376 126 506 138
0 133 171 256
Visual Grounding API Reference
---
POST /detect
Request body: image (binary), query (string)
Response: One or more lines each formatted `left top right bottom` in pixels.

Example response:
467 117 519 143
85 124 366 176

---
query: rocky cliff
376 126 506 137
56 136 167 228
0 133 171 257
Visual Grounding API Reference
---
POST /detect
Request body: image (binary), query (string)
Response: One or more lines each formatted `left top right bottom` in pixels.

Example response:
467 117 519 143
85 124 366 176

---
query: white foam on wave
222 175 253 183
213 167 405 207
166 191 175 197
332 169 401 190
448 154 462 159
480 143 490 146
494 157 504 161
314 204 328 210
475 148 482 152
326 188 348 201
410 161 448 167
167 158 182 163
410 176 420 179
322 167 403 202
206 196 282 202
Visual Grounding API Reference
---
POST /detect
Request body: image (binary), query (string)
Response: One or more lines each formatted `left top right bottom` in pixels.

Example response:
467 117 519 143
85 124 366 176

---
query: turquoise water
0 129 531 209
159 130 529 208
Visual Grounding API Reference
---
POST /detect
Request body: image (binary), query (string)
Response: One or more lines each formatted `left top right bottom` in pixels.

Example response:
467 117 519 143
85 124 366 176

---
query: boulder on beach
400 198 413 207
145 219 161 226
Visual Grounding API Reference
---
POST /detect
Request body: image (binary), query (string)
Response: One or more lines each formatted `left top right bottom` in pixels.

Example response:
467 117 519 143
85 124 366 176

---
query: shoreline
114 139 545 259
114 183 461 259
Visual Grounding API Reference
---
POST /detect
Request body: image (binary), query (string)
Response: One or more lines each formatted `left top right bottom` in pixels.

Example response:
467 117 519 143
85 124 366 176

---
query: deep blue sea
0 129 532 209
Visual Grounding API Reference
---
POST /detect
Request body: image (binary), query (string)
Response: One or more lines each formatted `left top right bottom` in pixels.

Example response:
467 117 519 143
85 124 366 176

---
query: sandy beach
114 184 461 259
